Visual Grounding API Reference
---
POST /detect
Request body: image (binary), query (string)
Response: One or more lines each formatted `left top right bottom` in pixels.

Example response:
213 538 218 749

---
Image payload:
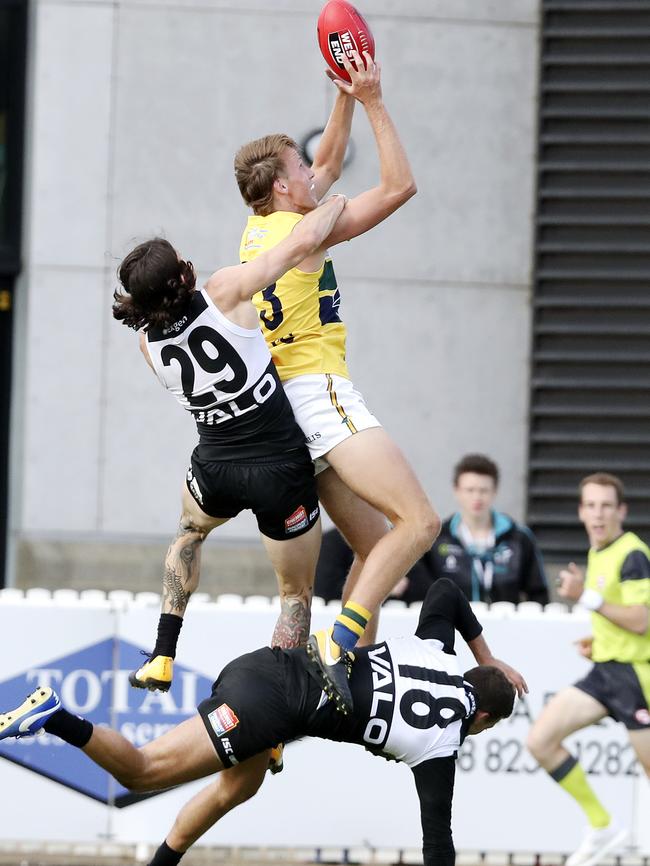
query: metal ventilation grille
527 0 650 560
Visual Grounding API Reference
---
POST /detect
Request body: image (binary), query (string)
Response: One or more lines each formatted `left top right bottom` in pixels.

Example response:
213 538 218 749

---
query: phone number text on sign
457 737 640 777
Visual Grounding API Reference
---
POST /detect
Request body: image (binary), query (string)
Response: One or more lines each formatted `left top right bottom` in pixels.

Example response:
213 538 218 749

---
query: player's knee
277 581 313 603
115 753 159 792
412 506 441 553
526 725 549 763
230 768 265 804
114 767 148 791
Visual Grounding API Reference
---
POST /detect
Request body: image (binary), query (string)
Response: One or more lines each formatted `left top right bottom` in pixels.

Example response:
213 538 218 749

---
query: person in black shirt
0 580 526 866
425 454 548 605
316 455 548 608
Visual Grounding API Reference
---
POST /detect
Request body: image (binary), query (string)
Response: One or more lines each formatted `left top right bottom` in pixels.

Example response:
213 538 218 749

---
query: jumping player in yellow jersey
236 49 440 713
528 473 650 866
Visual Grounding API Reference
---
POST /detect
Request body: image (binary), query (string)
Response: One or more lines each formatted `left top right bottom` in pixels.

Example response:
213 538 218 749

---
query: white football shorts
282 373 382 471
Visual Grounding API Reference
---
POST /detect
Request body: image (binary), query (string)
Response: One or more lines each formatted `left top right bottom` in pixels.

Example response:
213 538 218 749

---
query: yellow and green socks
332 601 372 651
550 754 610 828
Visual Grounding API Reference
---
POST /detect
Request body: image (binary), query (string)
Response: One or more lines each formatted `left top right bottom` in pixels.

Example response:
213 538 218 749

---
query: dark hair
453 453 499 487
579 472 625 506
113 237 196 331
463 665 515 720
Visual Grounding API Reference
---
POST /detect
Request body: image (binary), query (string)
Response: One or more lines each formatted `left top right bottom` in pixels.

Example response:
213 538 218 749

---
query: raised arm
317 50 417 249
416 579 528 697
415 578 483 648
205 195 346 315
310 89 355 200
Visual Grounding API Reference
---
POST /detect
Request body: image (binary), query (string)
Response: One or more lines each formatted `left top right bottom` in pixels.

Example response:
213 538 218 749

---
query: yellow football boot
129 655 173 692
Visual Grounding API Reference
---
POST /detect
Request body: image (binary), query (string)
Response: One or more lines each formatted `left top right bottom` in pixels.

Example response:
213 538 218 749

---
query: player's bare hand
325 193 348 207
491 658 528 698
557 562 585 601
574 635 593 659
328 50 382 104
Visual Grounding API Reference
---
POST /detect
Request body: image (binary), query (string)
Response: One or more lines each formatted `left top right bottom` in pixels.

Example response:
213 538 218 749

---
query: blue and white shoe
0 687 61 740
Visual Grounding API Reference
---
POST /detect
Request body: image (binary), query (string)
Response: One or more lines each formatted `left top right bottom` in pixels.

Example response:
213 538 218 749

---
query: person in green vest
527 472 650 866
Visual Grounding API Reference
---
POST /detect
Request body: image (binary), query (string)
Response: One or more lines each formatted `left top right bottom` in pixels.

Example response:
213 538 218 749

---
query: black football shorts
198 647 309 767
575 660 650 730
186 446 319 541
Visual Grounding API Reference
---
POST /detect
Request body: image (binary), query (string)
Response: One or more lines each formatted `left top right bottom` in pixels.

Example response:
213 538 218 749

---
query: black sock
148 840 184 866
43 709 93 748
152 613 183 659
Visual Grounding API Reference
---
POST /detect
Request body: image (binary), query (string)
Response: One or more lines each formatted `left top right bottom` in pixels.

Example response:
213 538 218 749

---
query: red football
317 1 376 83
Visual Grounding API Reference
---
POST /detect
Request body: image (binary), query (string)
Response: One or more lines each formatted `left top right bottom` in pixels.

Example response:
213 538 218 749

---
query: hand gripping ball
317 1 376 83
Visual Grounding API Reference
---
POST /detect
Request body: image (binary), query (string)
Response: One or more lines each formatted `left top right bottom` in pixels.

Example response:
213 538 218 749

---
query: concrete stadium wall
9 0 541 588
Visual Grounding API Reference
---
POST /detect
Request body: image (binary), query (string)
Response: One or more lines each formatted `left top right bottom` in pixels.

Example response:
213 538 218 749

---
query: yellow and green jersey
239 211 348 382
586 531 650 663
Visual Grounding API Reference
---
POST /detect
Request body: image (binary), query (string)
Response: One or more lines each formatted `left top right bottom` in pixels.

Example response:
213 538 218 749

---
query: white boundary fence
0 589 648 858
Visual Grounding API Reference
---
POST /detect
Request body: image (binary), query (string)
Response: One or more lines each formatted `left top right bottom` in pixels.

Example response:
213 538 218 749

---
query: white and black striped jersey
145 290 305 458
299 579 485 866
305 579 481 766
346 636 474 767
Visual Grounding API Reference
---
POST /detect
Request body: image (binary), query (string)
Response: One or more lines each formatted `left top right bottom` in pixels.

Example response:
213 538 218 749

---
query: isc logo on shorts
285 505 308 534
208 703 239 737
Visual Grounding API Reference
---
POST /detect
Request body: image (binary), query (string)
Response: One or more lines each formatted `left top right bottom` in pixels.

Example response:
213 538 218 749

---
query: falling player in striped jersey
0 579 526 866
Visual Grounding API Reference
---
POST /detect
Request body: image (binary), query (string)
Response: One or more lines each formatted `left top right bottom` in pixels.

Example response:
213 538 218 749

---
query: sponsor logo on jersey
162 315 189 336
270 333 295 347
0 640 212 806
208 703 239 737
363 644 394 748
635 708 650 725
306 431 321 443
193 371 277 425
445 554 458 572
244 227 268 251
285 505 308 534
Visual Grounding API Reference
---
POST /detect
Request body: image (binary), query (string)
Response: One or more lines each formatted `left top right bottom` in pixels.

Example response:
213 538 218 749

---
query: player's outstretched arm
319 49 416 249
416 579 528 697
467 632 528 698
205 194 346 314
311 88 355 200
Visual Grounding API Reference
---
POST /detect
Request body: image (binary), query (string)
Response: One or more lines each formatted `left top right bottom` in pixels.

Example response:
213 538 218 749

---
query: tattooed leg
161 520 206 617
139 486 227 670
262 520 321 650
271 590 312 649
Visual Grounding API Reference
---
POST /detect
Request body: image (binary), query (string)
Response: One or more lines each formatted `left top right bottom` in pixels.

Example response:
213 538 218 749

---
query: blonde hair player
235 48 440 714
